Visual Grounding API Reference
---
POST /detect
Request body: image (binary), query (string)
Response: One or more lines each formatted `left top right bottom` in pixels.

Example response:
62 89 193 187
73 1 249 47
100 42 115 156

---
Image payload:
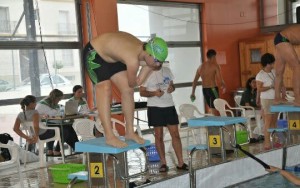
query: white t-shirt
69 97 89 114
142 67 175 107
35 102 60 117
17 109 46 135
35 99 61 124
256 69 275 99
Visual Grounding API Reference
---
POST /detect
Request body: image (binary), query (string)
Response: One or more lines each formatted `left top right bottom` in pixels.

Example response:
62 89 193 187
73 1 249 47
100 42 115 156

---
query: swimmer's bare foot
125 133 145 144
106 136 128 148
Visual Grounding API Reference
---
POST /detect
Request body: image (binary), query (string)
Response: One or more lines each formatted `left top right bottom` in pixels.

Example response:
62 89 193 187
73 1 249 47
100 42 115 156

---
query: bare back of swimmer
274 25 300 106
190 49 226 115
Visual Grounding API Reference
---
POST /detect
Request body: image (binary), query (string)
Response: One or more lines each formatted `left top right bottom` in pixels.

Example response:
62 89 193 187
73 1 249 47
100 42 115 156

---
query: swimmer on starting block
274 25 300 106
83 32 168 148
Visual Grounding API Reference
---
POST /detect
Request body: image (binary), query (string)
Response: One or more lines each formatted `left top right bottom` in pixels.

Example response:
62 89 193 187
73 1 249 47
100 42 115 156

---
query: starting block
75 137 151 188
188 116 247 188
270 105 300 145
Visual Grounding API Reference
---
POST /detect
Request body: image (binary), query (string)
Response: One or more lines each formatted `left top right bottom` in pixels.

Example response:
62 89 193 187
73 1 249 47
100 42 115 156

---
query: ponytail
19 95 36 120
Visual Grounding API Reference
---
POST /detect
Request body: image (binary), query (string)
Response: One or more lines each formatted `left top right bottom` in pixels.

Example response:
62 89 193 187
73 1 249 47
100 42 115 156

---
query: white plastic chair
213 98 249 145
21 121 65 167
73 118 102 164
73 119 100 141
0 143 24 188
95 117 143 137
286 91 295 102
214 98 246 117
234 95 262 137
94 117 124 137
110 118 143 137
110 118 126 136
178 104 213 146
19 124 28 148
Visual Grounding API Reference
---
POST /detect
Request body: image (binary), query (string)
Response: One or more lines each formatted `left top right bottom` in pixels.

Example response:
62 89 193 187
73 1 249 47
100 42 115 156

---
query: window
0 0 82 142
0 7 10 33
117 1 204 128
62 49 74 66
261 0 300 31
58 10 75 35
292 2 300 23
0 0 81 100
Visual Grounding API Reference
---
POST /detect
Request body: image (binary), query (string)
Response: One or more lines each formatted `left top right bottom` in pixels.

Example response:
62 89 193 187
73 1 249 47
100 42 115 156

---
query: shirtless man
190 49 226 115
83 32 168 147
274 24 300 106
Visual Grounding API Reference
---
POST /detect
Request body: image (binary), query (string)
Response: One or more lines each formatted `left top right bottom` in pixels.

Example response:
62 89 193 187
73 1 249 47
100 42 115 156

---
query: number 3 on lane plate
209 135 221 147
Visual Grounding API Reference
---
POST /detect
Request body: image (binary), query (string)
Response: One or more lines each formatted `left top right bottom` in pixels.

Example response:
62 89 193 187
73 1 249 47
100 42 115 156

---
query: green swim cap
145 37 168 62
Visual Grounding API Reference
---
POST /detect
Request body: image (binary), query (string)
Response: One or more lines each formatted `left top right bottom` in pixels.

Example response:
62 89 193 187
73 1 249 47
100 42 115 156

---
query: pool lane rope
234 144 270 169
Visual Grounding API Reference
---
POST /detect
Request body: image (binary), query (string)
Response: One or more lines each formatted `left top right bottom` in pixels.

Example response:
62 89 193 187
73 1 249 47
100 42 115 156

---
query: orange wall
201 0 262 105
81 0 264 108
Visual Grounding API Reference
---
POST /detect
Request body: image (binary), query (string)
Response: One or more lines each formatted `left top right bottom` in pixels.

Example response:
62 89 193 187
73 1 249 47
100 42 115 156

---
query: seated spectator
240 77 258 108
241 77 264 141
13 95 57 154
68 85 96 114
35 89 79 155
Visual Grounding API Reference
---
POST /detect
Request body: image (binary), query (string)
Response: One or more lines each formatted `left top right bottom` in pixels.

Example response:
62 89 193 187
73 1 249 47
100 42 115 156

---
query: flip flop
159 164 169 172
176 163 189 171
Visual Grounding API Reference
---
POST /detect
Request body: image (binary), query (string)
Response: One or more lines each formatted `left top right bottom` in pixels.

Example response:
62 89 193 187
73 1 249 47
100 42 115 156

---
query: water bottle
60 105 65 117
190 95 195 102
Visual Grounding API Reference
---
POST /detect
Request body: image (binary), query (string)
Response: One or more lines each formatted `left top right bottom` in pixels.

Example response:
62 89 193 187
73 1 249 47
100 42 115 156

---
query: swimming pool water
230 171 300 188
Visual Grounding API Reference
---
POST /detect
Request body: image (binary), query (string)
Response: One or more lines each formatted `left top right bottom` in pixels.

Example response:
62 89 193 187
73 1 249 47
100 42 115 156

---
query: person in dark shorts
140 66 188 172
83 42 127 84
273 25 300 106
83 32 168 148
202 87 219 108
191 49 226 115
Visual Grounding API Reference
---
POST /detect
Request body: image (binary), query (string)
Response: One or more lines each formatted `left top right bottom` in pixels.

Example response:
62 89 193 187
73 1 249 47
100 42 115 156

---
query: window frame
0 0 83 106
260 0 300 33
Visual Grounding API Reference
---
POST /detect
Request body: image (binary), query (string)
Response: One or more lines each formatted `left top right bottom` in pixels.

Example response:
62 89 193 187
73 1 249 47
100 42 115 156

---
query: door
239 41 267 87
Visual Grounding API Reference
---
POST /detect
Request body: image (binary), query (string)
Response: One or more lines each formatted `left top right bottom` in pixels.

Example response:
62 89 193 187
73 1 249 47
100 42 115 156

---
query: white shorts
260 99 274 114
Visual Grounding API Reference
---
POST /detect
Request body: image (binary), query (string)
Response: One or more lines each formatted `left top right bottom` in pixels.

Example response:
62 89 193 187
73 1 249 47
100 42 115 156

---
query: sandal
176 163 189 171
159 164 169 172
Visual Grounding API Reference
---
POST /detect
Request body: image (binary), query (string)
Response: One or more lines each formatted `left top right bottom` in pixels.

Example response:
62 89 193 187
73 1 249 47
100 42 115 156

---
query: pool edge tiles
75 137 151 154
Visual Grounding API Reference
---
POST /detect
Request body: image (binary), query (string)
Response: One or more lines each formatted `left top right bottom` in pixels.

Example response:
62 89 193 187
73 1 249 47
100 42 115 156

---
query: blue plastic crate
277 119 288 129
146 144 160 162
